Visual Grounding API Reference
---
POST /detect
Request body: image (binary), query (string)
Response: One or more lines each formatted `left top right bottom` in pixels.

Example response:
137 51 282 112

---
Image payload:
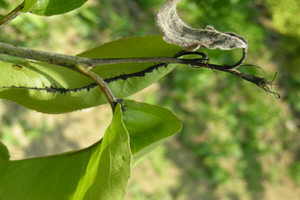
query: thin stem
177 51 280 98
0 42 204 68
75 65 117 112
221 68 280 98
0 42 94 68
198 63 280 98
0 1 25 28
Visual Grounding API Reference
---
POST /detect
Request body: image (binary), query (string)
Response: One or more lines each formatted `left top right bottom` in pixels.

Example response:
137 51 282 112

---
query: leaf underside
30 0 89 16
0 35 183 113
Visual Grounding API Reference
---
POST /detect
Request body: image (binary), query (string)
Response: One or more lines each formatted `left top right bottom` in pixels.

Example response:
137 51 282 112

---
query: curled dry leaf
156 0 248 51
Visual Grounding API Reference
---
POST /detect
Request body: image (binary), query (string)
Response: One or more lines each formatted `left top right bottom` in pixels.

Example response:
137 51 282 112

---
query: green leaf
0 103 131 200
0 141 9 161
30 0 88 16
122 100 182 166
22 0 38 13
0 36 183 113
0 99 181 199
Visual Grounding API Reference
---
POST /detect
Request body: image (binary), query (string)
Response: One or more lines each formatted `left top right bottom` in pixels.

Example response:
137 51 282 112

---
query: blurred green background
1 0 300 199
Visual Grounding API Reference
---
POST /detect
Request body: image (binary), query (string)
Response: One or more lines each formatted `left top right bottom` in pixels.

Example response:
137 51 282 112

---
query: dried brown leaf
156 0 248 51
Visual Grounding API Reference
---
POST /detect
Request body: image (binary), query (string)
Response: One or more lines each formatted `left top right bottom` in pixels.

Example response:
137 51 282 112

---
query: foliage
0 0 300 199
0 100 181 199
0 0 183 199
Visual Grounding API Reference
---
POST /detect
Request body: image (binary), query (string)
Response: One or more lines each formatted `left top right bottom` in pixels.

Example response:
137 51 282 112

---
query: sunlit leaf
30 0 88 16
0 99 180 199
0 103 131 200
22 0 38 13
122 100 182 166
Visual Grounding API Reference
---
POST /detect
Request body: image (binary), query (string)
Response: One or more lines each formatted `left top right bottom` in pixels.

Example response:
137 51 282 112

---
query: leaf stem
75 65 117 112
0 1 25 28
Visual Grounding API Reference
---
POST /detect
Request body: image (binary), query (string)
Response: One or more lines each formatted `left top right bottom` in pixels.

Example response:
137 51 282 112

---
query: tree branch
0 41 279 101
0 1 25 28
0 42 205 68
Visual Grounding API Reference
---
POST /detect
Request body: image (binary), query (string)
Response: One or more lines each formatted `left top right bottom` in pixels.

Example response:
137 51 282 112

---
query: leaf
30 0 88 16
22 0 38 13
0 103 131 200
0 100 181 199
71 104 131 200
0 36 183 113
122 100 182 166
0 141 9 161
156 0 248 51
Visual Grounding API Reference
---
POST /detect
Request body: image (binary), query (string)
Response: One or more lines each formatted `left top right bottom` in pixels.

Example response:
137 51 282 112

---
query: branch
175 51 280 98
213 66 280 98
0 42 204 68
0 42 279 101
0 0 279 112
0 1 25 28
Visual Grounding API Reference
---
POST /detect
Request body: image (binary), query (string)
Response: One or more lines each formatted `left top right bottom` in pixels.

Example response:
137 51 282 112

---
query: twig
0 41 279 104
175 51 280 98
0 1 25 28
220 68 280 98
75 65 117 112
0 42 207 67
